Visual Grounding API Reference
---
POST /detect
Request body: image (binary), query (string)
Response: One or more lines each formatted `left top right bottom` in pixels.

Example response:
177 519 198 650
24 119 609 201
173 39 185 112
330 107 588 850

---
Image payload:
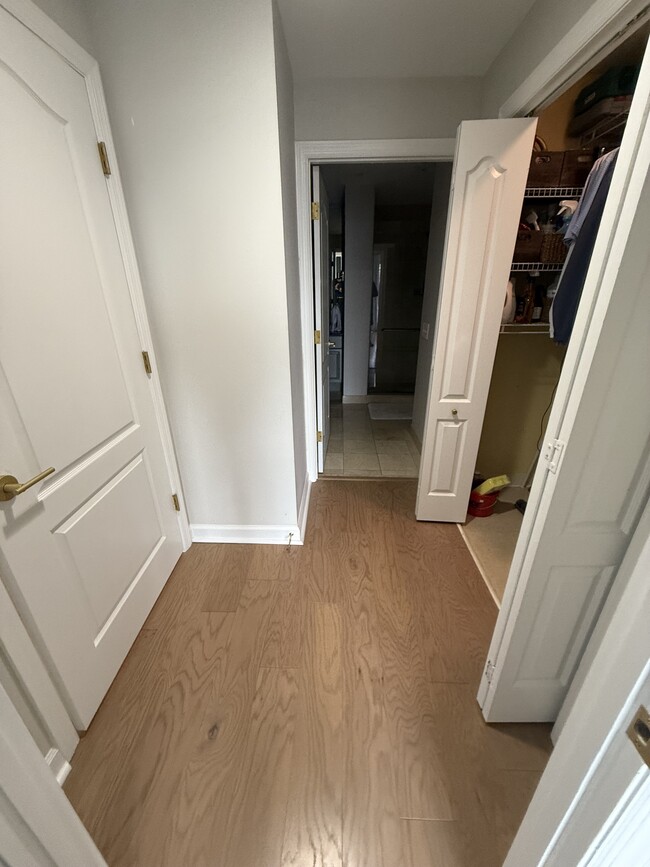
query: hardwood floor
64 480 552 866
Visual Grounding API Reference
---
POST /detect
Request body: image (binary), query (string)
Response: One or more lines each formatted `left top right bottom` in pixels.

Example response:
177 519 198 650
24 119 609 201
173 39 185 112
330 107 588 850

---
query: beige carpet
461 497 524 605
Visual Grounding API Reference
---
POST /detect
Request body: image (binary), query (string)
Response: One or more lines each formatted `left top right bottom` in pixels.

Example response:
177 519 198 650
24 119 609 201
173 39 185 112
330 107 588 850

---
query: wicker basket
513 230 543 262
540 232 568 264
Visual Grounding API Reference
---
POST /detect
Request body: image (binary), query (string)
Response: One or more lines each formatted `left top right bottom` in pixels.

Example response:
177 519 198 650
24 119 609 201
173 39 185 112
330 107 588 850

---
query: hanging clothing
330 302 342 335
564 148 618 244
550 150 618 345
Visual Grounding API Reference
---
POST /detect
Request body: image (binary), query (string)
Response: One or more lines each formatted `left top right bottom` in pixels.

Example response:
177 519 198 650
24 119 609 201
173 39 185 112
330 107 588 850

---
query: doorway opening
313 161 453 479
461 23 649 609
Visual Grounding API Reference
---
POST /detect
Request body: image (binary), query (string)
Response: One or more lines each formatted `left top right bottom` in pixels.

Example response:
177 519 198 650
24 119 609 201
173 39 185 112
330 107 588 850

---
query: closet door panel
416 118 537 522
480 38 650 723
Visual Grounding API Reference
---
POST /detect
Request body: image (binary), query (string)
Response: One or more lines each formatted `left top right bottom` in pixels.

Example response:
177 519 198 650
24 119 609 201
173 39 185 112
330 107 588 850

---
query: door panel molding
416 118 537 523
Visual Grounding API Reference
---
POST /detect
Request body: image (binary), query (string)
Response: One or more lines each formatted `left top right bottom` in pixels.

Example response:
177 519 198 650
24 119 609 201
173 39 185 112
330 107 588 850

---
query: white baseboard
342 394 414 404
45 748 72 786
191 523 303 545
342 394 369 404
297 474 312 543
508 472 529 488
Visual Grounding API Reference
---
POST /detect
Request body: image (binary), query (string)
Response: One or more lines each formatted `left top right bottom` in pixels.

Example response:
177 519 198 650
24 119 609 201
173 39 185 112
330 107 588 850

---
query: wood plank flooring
64 480 552 867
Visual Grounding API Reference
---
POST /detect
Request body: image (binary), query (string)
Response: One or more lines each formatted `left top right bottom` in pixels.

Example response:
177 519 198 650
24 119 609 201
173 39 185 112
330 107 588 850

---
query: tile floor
324 402 421 478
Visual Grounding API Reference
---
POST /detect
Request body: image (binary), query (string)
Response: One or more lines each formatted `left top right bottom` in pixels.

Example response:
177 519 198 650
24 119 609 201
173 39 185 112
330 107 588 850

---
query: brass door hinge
314 330 321 345
311 202 320 220
172 493 181 512
317 431 323 443
142 351 153 375
627 705 650 768
97 141 111 176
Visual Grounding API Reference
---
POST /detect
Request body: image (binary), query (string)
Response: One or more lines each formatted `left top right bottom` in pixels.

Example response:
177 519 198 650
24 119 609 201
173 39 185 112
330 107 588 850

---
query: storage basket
513 230 543 262
540 232 568 264
560 150 595 186
527 151 564 187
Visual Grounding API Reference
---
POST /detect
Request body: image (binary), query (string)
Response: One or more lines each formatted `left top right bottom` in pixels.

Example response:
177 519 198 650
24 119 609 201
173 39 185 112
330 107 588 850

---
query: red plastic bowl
468 491 498 518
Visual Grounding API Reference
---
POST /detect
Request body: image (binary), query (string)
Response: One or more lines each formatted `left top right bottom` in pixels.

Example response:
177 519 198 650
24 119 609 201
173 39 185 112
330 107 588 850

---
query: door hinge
141 350 153 375
485 660 496 684
97 141 111 176
627 705 650 768
311 202 320 220
543 438 565 474
314 329 321 345
171 493 181 512
317 430 323 443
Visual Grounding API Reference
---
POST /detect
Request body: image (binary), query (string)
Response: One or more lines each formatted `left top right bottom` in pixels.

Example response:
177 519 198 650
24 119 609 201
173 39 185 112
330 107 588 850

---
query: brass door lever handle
0 467 55 501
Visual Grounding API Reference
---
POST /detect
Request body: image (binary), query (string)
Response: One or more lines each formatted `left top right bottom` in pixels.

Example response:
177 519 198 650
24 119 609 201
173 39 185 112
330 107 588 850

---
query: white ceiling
277 0 535 80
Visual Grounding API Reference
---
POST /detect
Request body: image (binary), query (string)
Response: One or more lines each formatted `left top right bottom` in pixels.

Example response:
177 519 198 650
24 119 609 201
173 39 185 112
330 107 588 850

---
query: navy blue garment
552 151 618 345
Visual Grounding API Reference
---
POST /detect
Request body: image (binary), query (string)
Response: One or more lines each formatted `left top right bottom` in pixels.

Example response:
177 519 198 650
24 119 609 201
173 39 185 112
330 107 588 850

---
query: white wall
295 77 482 141
85 0 299 535
482 0 602 116
343 184 375 397
412 162 452 442
273 4 307 511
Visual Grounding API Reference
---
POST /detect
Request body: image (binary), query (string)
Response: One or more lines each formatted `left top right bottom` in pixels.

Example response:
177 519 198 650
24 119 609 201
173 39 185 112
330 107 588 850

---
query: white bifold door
479 45 650 722
417 74 650 726
416 119 537 522
312 166 331 472
0 7 183 728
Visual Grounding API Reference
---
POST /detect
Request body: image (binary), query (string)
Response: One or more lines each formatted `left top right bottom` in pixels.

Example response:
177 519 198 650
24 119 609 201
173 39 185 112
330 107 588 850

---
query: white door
504 497 650 866
479 43 650 723
312 166 331 471
0 7 183 728
416 119 537 522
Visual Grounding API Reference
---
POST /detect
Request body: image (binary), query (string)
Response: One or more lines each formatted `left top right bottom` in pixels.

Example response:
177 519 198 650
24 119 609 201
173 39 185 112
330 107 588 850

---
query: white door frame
0 680 107 866
499 0 650 118
0 578 78 778
0 0 191 554
295 138 455 482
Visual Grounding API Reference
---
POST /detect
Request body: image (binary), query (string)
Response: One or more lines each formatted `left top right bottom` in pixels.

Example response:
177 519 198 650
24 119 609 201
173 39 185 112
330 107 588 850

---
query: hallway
324 403 421 477
64 480 551 866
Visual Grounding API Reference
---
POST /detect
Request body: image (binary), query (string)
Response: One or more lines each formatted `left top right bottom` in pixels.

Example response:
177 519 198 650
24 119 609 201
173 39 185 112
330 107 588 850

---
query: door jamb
499 0 650 118
295 138 455 482
0 681 106 866
0 0 191 551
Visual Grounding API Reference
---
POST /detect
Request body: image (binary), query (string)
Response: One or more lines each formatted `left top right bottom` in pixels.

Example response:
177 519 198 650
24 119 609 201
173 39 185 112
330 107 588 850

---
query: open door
479 42 650 723
416 119 537 522
479 73 650 722
312 166 331 472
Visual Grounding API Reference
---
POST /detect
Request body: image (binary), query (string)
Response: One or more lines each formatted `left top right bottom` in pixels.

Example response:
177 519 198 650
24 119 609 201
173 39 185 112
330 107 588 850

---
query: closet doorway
475 20 650 725
462 23 649 607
